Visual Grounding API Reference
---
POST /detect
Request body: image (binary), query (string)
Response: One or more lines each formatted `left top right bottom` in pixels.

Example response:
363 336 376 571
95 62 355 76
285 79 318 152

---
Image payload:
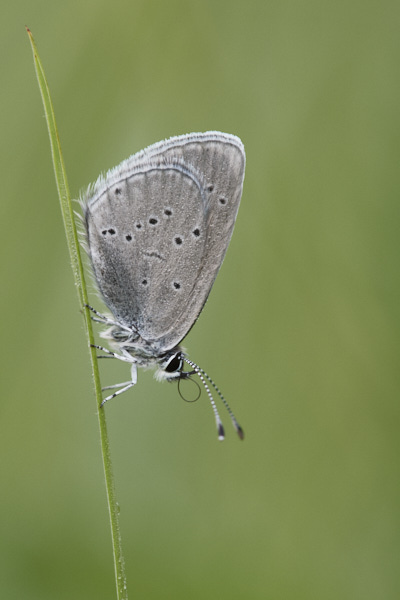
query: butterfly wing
83 132 245 353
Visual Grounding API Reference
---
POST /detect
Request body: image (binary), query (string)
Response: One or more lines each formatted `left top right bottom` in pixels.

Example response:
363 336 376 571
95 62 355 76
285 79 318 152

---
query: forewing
85 162 207 341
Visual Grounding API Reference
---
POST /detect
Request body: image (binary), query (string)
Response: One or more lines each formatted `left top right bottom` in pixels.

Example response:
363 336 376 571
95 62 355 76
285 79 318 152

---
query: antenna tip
236 425 245 440
217 423 225 441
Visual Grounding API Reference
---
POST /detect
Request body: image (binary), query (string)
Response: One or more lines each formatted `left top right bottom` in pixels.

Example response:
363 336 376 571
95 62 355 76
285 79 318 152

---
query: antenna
183 357 244 441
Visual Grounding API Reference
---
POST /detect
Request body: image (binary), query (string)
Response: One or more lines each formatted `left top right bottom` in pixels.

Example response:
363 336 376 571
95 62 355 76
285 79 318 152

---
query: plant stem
26 27 128 600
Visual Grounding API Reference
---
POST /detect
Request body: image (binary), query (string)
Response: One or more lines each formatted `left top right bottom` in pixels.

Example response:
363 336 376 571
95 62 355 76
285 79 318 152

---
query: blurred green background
1 1 399 598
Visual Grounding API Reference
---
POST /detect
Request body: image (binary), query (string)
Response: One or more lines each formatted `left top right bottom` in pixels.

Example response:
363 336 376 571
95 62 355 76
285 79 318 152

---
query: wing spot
144 251 165 261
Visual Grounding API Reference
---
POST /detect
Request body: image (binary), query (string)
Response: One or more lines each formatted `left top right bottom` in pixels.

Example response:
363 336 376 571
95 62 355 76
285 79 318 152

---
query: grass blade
26 27 128 600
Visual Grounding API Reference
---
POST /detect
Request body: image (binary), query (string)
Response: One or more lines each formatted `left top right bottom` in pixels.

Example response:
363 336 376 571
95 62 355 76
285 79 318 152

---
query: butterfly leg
91 350 138 406
85 304 132 331
91 344 134 363
100 381 136 406
100 363 137 390
85 304 110 322
100 363 138 406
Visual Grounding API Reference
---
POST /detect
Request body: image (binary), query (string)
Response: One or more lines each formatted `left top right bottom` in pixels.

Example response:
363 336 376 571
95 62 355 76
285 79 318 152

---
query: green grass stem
26 27 128 600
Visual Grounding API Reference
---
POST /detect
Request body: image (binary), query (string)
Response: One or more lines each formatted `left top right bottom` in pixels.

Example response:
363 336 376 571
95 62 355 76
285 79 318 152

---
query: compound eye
164 353 183 374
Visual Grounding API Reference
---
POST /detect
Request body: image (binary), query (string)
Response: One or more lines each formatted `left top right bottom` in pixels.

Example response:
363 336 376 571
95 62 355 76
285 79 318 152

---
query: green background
1 1 399 598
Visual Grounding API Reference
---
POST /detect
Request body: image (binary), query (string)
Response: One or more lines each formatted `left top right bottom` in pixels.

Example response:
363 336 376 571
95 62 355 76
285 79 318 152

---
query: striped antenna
183 358 244 441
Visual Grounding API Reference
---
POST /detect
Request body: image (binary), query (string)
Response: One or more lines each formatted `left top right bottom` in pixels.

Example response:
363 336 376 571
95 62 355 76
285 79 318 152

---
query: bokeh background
1 1 399 598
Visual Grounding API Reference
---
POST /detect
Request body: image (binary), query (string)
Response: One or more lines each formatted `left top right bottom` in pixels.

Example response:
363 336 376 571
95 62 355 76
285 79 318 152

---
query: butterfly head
155 350 192 382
